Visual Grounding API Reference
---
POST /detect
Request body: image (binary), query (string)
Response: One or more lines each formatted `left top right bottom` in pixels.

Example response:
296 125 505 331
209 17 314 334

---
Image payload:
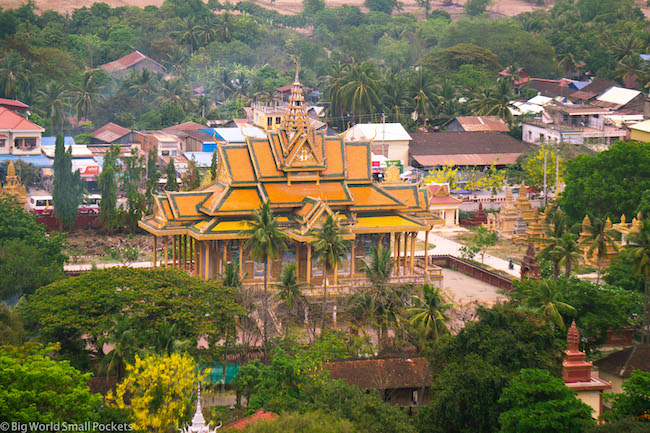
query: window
267 117 272 127
0 139 5 148
161 150 170 156
15 137 37 150
275 117 281 124
36 200 47 207
171 150 177 156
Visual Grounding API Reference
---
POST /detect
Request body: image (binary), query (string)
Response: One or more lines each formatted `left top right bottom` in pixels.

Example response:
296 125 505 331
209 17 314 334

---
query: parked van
28 195 54 216
79 194 101 214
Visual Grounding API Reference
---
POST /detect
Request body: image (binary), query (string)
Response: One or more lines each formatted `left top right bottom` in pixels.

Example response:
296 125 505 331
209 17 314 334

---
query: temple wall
577 390 603 420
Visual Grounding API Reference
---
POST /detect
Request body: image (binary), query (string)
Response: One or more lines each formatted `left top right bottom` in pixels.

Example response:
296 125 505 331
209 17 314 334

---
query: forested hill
0 0 649 136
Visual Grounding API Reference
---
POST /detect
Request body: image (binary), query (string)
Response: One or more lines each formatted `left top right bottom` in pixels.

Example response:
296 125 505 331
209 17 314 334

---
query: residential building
92 122 133 144
0 107 44 155
198 127 267 150
248 102 326 132
346 123 412 165
409 132 531 169
629 119 650 142
138 80 443 287
0 98 29 113
446 116 510 133
593 346 650 396
133 131 182 158
326 358 433 409
100 51 166 78
593 87 644 111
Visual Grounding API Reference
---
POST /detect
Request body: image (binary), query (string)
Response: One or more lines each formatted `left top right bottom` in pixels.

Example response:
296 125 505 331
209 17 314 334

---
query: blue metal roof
569 81 591 90
41 136 77 146
199 127 246 143
640 54 650 62
0 154 53 167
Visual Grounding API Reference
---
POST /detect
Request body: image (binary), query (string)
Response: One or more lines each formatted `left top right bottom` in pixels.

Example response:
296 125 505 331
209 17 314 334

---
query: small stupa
520 243 540 280
180 383 221 433
0 161 27 206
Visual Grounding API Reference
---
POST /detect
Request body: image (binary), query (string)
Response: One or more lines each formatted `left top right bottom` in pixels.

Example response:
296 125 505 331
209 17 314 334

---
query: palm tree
624 219 650 345
360 245 393 289
536 208 569 283
380 69 408 124
148 320 190 355
408 283 453 342
240 201 289 358
128 69 159 100
37 81 70 133
580 216 618 287
324 61 348 128
155 78 191 108
520 280 576 330
338 62 382 123
309 214 351 329
408 68 437 126
274 263 308 333
216 12 234 42
99 316 140 379
0 51 26 99
469 80 516 127
178 16 200 53
557 233 581 281
72 72 104 121
222 261 243 289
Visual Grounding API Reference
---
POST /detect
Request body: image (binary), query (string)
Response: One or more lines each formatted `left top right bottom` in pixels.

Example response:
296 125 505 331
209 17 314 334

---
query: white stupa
180 383 221 433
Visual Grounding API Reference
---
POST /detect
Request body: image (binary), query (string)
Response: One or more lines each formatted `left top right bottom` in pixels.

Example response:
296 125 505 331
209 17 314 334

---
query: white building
346 123 412 165
0 107 44 155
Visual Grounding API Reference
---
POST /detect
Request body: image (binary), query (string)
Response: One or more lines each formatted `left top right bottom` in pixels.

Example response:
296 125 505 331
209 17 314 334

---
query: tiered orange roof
139 77 435 238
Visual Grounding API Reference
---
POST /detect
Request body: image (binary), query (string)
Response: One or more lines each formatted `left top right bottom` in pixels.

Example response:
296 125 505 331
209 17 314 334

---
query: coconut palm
222 261 243 290
128 69 159 100
408 283 453 342
309 214 351 329
380 69 408 123
360 244 394 289
536 208 570 283
148 320 190 355
99 316 141 379
178 16 200 53
580 216 618 287
324 61 348 127
240 200 288 357
469 79 516 127
624 219 650 344
72 72 104 121
216 12 234 42
274 263 308 332
520 280 576 330
0 51 26 99
36 81 70 133
338 62 382 123
557 233 581 281
408 68 437 125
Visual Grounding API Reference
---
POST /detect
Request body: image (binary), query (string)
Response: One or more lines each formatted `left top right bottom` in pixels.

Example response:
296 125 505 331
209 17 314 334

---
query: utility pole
555 145 560 196
543 148 548 207
381 113 387 157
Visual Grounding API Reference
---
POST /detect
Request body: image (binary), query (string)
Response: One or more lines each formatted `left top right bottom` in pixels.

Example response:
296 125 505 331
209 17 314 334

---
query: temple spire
180 382 221 433
281 70 308 134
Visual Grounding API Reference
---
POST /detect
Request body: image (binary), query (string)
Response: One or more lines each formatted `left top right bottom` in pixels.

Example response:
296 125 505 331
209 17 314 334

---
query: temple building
139 78 442 287
486 182 545 246
562 321 611 421
0 161 27 206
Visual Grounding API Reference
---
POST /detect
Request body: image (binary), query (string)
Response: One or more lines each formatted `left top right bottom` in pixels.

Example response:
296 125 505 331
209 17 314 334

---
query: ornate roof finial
605 217 612 230
582 214 591 228
621 214 626 225
7 161 16 178
567 320 580 352
180 382 221 433
281 68 308 134
519 181 526 197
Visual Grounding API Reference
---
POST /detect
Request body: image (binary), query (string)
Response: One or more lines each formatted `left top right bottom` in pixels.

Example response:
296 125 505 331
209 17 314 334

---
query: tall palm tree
360 245 393 289
408 283 453 342
72 72 103 121
240 201 288 357
148 320 190 355
128 69 159 100
557 233 581 281
324 61 348 128
0 51 26 99
155 78 191 108
536 208 569 283
520 280 576 330
380 69 408 124
469 79 516 127
37 81 70 133
274 263 308 333
99 316 141 379
580 217 618 287
178 16 200 53
338 62 382 123
624 219 650 345
309 214 351 329
216 12 234 42
408 68 437 126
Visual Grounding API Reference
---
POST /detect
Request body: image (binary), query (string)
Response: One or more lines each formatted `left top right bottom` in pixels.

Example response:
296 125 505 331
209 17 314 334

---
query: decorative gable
283 133 325 170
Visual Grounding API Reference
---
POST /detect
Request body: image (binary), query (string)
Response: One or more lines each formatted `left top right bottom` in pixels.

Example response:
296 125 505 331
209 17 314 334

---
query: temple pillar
410 232 415 275
213 240 219 277
350 238 355 277
223 240 228 269
424 230 429 274
172 236 176 267
182 235 186 270
239 240 244 277
395 233 401 276
306 244 312 284
403 232 408 276
205 242 211 280
196 240 201 278
153 236 157 268
295 242 300 280
164 236 169 267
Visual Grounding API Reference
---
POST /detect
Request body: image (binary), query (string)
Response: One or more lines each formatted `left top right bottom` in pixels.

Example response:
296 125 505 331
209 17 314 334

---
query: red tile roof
453 116 510 132
326 357 433 390
162 121 206 131
0 98 29 111
93 122 131 143
223 409 278 430
0 107 43 130
100 51 165 73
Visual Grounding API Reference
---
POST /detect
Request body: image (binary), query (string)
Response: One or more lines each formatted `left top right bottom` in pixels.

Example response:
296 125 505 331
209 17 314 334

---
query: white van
28 195 54 216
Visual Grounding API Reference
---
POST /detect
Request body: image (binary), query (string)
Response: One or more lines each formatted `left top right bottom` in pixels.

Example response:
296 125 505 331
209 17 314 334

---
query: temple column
222 240 228 270
350 238 355 277
182 235 186 270
196 240 201 277
205 242 211 280
191 238 195 275
409 232 418 275
455 208 459 226
213 240 219 277
295 242 300 280
395 233 401 276
153 236 157 268
403 232 408 276
424 230 429 274
172 236 176 267
164 236 169 267
306 244 312 284
239 240 244 277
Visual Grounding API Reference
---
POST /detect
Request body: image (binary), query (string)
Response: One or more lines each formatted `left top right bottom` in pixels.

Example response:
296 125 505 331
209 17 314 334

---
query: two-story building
0 107 44 155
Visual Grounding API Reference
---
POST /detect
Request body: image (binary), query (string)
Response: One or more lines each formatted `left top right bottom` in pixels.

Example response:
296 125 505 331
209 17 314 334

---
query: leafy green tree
37 81 70 133
498 369 595 433
274 264 307 330
210 149 217 182
244 412 355 433
470 226 498 264
509 279 577 330
145 149 160 212
165 158 178 191
605 249 645 292
240 201 289 358
52 133 84 229
465 0 490 16
0 303 24 345
607 370 650 422
585 418 650 433
364 0 401 14
98 144 120 231
408 283 453 343
309 215 351 328
0 197 65 299
623 219 650 344
419 43 500 78
181 158 201 190
20 267 241 363
0 343 102 424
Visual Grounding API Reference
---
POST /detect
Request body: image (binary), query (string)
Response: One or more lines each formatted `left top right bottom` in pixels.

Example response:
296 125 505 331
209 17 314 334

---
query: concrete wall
577 390 603 420
630 129 650 142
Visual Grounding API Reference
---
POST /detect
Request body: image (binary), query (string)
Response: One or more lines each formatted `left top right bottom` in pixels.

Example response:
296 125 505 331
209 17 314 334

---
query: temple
139 78 442 288
0 161 27 206
562 321 611 421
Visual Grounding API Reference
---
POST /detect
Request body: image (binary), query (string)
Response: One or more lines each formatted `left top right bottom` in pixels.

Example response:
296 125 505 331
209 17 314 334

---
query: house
593 87 644 111
427 183 462 228
248 102 327 132
100 51 166 78
594 346 650 396
133 132 182 159
521 105 626 148
325 358 433 408
446 116 510 133
518 78 575 100
629 119 650 142
0 107 44 155
579 78 620 95
498 66 532 86
92 123 133 144
346 123 412 165
409 132 532 169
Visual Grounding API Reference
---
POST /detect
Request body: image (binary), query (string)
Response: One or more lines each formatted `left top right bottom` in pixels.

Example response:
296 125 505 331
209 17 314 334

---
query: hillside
0 0 549 18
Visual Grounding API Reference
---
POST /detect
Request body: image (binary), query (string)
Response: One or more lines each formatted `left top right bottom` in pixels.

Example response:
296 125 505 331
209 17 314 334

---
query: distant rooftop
100 50 166 73
93 122 131 143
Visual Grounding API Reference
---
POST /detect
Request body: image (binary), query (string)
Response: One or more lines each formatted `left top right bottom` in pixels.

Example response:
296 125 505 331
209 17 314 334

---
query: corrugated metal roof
412 153 522 167
346 123 412 142
199 127 266 143
454 116 510 132
183 151 214 167
527 95 554 106
630 119 650 133
0 154 52 167
596 87 641 106
41 136 76 146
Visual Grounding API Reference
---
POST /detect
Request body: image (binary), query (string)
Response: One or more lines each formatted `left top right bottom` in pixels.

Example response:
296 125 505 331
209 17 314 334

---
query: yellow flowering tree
107 353 204 433
478 163 507 194
522 146 564 189
425 162 460 190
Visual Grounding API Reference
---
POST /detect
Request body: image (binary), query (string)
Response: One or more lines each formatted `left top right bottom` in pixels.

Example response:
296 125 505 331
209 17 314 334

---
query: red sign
371 161 381 167
81 165 100 176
